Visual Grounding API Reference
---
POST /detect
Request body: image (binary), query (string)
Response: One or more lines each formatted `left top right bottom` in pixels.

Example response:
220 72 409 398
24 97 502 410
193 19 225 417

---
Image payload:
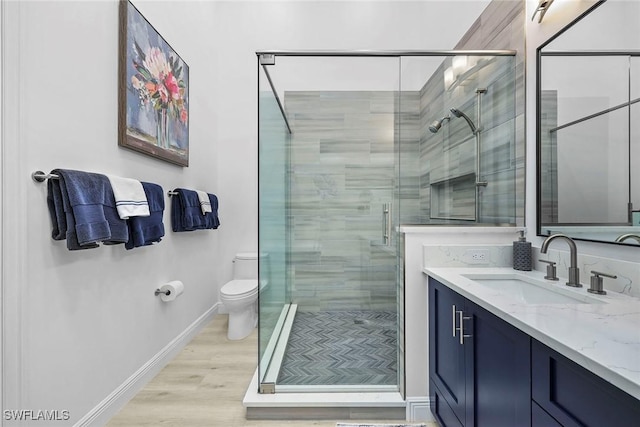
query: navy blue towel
46 169 128 250
125 182 165 250
206 193 220 229
171 188 220 232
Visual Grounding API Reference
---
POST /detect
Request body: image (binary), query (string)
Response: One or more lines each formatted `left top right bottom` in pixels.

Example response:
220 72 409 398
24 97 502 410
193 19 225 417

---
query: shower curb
244 369 407 421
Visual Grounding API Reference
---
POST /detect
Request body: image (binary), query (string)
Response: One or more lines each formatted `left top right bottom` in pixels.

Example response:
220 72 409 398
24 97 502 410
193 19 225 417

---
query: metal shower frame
257 49 516 139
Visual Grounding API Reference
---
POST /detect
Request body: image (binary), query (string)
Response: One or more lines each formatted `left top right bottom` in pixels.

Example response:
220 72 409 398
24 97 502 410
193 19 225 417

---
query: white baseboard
406 397 433 422
74 303 220 427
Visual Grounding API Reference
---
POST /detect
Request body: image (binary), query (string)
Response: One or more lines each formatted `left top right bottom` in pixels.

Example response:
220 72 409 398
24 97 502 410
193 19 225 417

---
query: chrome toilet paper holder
154 281 184 302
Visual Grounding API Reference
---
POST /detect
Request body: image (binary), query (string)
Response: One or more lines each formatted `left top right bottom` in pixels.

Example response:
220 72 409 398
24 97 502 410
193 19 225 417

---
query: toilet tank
233 252 259 279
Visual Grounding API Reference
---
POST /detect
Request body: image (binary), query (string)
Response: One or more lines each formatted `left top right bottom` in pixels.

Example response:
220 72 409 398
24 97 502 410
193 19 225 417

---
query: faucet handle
540 260 558 281
588 270 617 295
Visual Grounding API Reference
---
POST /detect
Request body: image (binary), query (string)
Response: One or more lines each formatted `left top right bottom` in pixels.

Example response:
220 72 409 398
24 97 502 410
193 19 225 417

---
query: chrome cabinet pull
458 310 472 345
452 304 458 338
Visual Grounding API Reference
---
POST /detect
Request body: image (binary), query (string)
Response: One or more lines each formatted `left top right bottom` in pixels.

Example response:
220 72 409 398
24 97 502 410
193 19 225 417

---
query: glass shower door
257 63 291 387
258 55 402 392
281 94 398 388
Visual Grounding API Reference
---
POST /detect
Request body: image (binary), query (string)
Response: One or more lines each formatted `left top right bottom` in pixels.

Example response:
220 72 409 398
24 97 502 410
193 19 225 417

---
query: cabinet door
465 300 531 427
532 340 640 427
429 277 467 425
431 380 464 427
532 402 563 427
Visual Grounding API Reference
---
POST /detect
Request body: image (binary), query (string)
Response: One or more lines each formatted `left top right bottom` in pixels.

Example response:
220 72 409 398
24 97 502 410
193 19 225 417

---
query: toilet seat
221 279 258 299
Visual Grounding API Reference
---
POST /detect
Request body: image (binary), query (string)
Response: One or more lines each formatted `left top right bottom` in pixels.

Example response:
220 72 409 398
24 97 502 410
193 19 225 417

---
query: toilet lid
221 279 258 297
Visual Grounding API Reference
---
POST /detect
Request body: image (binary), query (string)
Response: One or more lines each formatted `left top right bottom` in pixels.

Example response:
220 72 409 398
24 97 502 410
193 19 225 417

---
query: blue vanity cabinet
532 402 563 427
464 299 531 426
429 277 467 425
531 340 640 427
429 277 531 427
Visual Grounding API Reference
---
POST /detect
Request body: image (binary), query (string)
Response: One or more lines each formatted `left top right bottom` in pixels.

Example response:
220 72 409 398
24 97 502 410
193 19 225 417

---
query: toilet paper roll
158 280 184 302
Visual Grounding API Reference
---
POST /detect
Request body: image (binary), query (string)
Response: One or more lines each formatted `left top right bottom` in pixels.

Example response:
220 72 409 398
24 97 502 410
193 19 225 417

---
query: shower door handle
382 203 392 246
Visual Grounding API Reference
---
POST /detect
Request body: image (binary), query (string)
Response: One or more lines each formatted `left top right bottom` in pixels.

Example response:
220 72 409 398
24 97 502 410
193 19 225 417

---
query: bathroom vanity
425 268 640 427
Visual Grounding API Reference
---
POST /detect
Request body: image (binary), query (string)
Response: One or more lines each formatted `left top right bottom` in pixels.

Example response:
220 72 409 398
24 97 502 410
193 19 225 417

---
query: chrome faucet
540 234 581 287
615 233 640 244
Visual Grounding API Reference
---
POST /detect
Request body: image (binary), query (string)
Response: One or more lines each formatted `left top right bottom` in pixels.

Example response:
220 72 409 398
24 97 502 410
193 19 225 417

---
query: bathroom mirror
537 0 640 246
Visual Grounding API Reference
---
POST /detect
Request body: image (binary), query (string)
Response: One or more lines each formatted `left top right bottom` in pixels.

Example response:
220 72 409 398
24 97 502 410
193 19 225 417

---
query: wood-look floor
107 314 432 427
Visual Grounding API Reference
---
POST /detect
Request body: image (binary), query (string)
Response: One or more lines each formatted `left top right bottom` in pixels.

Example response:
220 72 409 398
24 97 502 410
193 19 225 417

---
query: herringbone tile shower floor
277 310 398 386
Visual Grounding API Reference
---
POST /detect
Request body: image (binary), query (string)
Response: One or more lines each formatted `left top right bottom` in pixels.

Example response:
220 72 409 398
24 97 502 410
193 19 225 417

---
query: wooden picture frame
118 0 189 167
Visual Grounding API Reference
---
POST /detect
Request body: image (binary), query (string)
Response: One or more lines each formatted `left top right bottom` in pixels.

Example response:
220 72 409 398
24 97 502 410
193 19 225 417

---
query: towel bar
31 170 59 182
35 170 180 199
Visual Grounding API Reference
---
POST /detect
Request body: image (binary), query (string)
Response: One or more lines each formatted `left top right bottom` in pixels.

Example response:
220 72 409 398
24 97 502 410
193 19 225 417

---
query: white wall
2 0 221 424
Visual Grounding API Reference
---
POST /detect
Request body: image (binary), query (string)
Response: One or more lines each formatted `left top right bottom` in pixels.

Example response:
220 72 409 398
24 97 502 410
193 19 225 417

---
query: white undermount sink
461 272 606 305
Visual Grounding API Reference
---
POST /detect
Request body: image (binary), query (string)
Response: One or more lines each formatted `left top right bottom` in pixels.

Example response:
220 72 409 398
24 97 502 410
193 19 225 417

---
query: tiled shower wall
456 0 526 226
284 92 400 312
279 1 526 310
418 56 517 224
400 1 526 226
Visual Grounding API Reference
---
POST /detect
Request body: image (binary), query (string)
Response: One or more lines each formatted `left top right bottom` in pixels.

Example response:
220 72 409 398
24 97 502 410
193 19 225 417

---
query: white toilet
220 252 267 340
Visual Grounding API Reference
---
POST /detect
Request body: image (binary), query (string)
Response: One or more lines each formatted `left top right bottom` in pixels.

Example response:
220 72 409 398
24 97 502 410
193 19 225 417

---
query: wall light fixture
531 0 555 23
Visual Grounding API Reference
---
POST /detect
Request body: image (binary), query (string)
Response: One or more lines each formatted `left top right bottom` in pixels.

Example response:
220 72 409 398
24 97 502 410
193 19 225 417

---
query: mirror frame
535 0 639 247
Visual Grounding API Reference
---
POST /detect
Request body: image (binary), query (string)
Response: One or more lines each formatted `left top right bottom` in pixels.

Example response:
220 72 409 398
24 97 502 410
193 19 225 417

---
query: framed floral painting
118 0 189 166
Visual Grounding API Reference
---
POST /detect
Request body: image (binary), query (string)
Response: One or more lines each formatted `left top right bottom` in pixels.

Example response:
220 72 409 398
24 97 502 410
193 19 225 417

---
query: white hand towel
106 175 150 219
196 190 212 215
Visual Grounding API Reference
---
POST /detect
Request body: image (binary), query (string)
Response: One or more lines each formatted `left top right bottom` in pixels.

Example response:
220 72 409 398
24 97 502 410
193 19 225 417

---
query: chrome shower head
449 108 478 134
429 115 450 133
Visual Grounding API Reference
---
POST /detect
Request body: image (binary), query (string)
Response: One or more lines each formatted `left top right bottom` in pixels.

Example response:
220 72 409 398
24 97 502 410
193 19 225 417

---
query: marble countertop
424 267 640 400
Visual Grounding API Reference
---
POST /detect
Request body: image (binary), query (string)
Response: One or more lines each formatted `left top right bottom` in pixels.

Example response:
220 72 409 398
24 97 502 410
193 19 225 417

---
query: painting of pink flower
120 0 189 167
131 44 186 116
164 73 181 100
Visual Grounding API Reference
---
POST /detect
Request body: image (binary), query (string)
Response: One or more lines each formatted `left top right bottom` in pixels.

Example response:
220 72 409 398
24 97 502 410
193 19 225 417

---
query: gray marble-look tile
285 91 398 310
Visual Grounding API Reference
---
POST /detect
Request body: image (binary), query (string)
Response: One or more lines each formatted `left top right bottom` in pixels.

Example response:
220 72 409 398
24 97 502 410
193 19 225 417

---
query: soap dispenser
513 230 532 271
